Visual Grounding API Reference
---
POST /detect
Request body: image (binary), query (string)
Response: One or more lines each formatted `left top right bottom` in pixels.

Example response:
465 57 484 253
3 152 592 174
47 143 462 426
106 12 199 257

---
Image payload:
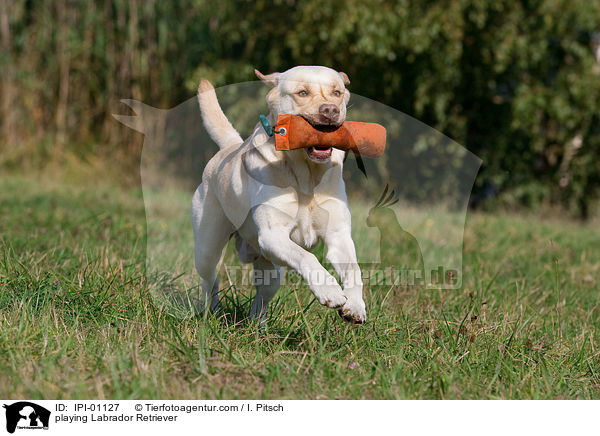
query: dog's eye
297 90 309 96
333 90 342 97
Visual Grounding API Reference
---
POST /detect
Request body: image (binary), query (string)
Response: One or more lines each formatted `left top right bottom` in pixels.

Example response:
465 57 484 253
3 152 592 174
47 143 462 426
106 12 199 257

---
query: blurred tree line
1 0 599 217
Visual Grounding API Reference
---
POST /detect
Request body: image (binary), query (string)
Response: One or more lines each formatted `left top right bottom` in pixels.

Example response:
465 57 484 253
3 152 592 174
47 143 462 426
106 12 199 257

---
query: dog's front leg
257 230 347 309
249 256 283 324
324 228 366 323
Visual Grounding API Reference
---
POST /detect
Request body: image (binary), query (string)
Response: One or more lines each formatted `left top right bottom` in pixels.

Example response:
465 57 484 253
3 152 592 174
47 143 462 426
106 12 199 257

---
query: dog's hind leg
249 257 283 324
191 184 234 313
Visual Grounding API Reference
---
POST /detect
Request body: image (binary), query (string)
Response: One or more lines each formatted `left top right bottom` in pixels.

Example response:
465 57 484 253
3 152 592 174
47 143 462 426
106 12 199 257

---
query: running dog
192 66 366 323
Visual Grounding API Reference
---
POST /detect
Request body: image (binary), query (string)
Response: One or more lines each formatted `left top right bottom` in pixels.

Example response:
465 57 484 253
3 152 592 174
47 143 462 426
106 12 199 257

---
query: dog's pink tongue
311 147 332 158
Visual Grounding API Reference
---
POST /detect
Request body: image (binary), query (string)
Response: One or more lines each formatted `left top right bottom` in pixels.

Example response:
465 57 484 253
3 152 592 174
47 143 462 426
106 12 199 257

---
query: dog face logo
3 402 50 434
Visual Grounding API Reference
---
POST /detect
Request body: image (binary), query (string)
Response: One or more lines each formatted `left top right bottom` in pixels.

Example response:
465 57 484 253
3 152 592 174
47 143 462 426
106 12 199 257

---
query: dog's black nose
319 104 340 120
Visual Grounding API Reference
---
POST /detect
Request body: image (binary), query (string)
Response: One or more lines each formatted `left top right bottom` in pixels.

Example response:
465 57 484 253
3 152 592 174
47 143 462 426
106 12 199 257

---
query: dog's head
256 66 350 163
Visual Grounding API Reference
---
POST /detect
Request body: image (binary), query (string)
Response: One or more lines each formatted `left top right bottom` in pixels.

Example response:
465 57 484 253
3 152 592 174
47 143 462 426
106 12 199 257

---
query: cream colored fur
197 79 244 149
192 66 365 324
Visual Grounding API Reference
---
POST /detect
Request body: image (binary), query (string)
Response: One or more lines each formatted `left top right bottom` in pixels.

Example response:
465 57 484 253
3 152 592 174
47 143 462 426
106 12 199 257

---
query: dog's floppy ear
255 69 280 87
338 71 350 85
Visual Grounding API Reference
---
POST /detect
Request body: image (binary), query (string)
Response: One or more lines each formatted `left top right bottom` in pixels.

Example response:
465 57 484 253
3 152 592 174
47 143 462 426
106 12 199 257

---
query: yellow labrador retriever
192 66 365 323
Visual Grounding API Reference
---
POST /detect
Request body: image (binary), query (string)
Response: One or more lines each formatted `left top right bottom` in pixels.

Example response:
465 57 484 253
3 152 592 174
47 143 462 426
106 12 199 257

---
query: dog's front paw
338 298 366 324
314 285 347 309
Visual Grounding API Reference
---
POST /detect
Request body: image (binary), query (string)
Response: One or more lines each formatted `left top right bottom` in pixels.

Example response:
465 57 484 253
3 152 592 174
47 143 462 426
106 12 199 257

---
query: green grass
1 173 599 399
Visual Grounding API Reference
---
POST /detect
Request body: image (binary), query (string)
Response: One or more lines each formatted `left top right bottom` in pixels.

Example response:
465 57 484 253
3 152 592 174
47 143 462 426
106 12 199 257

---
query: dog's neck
285 149 333 196
271 111 340 196
248 118 342 197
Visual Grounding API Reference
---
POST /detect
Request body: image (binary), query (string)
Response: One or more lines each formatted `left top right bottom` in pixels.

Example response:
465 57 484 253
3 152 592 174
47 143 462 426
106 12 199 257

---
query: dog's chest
289 197 328 250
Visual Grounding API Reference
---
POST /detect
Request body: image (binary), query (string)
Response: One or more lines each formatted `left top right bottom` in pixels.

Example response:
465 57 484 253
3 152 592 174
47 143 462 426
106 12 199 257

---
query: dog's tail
197 79 244 149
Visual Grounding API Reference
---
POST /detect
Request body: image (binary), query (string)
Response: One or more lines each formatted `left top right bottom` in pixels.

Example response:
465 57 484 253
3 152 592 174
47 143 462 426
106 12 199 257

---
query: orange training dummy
271 114 386 158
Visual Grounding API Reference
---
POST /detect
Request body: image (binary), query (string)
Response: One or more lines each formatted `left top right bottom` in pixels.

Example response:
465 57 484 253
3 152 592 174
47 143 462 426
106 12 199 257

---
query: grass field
1 172 600 399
